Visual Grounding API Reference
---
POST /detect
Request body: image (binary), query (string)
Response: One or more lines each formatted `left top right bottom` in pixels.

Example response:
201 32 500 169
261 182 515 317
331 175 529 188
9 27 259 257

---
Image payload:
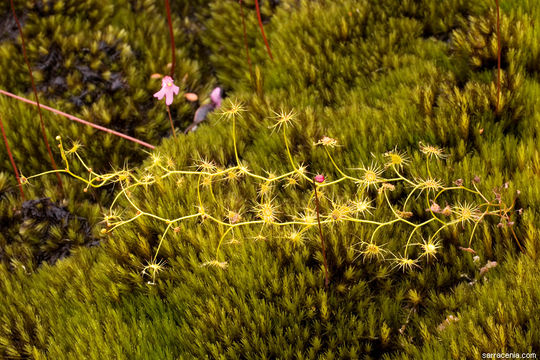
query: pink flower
314 174 325 183
154 76 179 106
429 202 441 213
210 87 222 108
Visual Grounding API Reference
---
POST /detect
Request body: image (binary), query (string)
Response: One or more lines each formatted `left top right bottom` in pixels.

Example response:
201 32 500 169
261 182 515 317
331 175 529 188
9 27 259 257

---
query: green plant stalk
232 117 241 165
282 128 311 182
324 147 354 180
313 182 329 288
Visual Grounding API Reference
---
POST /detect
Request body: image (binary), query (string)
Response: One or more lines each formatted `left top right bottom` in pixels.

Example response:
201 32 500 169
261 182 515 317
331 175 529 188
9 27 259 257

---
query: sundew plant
0 0 539 359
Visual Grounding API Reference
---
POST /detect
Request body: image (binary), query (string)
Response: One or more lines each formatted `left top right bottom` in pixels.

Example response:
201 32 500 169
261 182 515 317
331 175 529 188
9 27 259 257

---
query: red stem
239 1 254 80
10 0 63 191
165 0 176 77
254 0 273 60
166 105 176 138
496 0 501 113
0 114 25 199
313 182 329 288
0 89 155 149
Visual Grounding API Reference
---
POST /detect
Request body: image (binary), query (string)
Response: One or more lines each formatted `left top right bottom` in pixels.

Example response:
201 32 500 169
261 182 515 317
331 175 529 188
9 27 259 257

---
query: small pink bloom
210 87 222 108
314 174 325 183
441 205 452 216
154 76 179 106
429 202 441 213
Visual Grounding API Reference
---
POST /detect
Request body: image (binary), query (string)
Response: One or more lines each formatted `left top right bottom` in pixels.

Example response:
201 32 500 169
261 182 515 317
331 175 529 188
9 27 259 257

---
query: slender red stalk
239 0 254 80
0 89 155 149
166 106 176 138
254 0 273 60
10 0 63 191
313 182 329 288
496 0 501 113
164 0 176 77
0 114 25 199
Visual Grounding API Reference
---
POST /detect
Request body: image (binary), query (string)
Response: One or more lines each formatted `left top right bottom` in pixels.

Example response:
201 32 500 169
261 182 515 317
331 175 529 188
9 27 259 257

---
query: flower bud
314 174 325 183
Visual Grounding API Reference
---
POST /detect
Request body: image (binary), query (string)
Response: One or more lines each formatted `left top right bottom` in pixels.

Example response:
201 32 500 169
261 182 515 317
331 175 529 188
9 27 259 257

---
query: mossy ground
0 0 539 359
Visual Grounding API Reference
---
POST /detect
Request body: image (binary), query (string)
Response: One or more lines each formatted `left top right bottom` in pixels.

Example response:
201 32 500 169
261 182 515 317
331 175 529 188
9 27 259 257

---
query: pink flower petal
154 88 166 100
154 76 179 105
210 87 222 107
165 93 174 106
314 174 325 183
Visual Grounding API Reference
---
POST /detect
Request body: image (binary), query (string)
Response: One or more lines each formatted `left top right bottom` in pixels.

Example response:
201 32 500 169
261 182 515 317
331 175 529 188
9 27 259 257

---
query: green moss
392 254 540 359
0 0 539 358
0 0 215 174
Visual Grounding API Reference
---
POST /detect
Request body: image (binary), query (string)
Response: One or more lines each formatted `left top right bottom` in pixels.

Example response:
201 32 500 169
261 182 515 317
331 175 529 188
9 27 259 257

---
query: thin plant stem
232 116 240 165
510 226 524 252
324 147 354 180
496 0 501 113
254 0 273 60
164 0 176 77
0 89 155 149
313 181 329 288
153 221 174 263
282 128 310 182
0 114 25 199
10 0 63 191
167 106 176 138
239 0 254 81
216 226 234 260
